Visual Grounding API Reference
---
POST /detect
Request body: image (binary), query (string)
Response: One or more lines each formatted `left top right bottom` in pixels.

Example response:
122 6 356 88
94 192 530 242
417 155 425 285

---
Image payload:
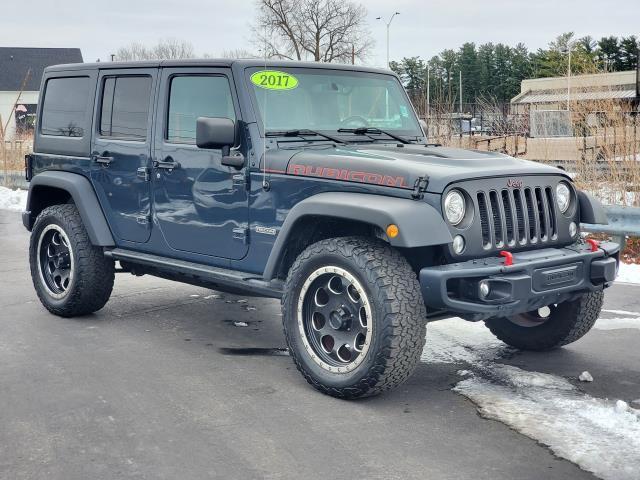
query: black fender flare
262 192 452 280
577 190 608 225
23 171 115 246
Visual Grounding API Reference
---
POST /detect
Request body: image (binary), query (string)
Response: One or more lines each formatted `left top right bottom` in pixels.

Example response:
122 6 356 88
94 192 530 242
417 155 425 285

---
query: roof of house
0 47 83 91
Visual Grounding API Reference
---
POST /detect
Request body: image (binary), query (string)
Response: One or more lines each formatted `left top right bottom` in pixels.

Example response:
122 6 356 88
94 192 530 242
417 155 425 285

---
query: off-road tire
29 204 115 317
282 237 427 399
485 291 604 351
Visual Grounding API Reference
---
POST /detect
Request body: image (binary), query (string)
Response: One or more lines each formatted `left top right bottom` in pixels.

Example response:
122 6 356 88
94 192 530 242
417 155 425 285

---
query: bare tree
115 38 195 61
220 48 259 59
253 0 373 63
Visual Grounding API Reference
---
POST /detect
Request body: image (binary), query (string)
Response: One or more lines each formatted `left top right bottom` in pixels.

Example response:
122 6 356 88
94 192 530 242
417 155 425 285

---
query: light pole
376 12 400 69
563 41 576 111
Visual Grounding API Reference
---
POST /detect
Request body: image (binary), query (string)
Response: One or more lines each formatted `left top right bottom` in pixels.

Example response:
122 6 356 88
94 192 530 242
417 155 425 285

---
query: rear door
90 69 157 243
151 67 249 260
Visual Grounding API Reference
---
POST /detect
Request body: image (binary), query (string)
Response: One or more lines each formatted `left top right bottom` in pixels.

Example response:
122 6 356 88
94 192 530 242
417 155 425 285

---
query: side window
167 76 236 144
100 76 152 140
40 77 90 137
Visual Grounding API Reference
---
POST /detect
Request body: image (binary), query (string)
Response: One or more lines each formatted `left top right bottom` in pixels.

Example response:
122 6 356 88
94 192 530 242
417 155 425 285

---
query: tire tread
30 204 114 317
282 237 426 399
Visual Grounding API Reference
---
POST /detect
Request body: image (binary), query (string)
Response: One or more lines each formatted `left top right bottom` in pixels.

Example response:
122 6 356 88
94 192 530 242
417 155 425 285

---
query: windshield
246 67 422 138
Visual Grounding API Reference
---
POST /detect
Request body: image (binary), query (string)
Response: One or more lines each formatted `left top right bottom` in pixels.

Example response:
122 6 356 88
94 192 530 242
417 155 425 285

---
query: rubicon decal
287 164 410 188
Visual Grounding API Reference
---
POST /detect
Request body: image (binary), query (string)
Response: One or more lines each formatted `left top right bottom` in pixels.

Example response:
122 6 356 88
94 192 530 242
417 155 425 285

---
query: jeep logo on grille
507 178 523 188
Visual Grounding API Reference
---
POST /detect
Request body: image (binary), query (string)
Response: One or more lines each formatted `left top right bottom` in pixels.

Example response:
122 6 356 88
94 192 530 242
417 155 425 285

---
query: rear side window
40 77 90 137
167 76 236 144
100 76 152 140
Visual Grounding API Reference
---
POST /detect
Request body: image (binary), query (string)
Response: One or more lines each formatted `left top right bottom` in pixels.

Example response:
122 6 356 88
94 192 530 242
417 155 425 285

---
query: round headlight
444 190 466 225
556 182 571 213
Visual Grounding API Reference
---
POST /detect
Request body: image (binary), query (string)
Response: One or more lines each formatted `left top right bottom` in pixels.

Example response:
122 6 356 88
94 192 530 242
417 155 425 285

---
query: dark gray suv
23 59 618 398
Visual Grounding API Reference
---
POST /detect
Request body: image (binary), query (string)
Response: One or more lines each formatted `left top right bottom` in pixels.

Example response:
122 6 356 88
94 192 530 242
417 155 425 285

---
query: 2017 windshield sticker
251 70 299 90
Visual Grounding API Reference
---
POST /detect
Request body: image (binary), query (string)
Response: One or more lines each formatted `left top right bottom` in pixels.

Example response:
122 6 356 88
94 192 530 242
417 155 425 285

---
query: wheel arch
24 171 115 246
262 192 452 280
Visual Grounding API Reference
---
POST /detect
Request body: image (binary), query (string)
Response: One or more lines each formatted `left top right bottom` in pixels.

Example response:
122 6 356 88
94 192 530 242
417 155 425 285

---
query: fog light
569 221 577 237
452 235 465 254
479 280 490 298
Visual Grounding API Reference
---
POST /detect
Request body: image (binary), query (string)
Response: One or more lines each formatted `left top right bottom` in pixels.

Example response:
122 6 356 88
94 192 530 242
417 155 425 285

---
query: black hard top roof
44 58 393 76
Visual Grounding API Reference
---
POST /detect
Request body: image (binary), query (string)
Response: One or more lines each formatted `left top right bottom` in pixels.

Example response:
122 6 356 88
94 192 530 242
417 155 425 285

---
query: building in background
511 70 639 138
511 70 639 114
0 47 82 139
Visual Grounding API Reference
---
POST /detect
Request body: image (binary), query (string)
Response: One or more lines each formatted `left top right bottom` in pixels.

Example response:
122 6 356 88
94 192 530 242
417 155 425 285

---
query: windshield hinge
412 176 429 199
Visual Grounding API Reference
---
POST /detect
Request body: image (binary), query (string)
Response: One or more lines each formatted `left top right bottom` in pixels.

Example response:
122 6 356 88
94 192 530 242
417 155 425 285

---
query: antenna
262 25 269 190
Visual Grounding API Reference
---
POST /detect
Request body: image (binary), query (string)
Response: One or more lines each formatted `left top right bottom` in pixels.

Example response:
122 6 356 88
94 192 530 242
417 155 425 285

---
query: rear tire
282 237 427 399
29 204 115 317
485 291 604 351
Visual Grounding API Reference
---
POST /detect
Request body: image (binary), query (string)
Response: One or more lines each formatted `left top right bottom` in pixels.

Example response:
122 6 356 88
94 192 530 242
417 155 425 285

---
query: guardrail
582 205 640 247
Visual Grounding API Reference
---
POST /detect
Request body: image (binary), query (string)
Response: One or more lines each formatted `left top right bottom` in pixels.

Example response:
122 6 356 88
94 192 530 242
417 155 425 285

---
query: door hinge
232 173 247 189
412 175 429 199
136 213 152 226
232 227 249 244
137 167 151 182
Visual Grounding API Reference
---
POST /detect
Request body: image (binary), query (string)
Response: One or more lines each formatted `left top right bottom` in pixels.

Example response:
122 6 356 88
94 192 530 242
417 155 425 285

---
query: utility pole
567 47 572 110
376 12 400 69
426 64 430 120
459 70 463 114
564 40 576 111
636 43 639 109
459 70 463 135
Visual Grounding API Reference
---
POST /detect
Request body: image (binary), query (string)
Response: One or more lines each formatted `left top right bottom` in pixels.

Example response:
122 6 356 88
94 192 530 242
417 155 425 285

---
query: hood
261 143 568 193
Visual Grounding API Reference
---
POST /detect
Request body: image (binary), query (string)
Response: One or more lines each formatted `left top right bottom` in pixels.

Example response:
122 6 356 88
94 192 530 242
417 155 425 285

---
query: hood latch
412 176 429 199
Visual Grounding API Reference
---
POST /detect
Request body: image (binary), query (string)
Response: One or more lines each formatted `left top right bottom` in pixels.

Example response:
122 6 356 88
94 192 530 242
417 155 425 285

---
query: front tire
29 204 115 317
282 237 427 399
485 291 604 351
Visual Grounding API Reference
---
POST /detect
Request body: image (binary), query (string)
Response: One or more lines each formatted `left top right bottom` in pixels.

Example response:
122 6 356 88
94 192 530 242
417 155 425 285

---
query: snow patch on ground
594 316 640 331
424 318 640 479
617 262 640 285
602 308 640 316
0 187 27 211
455 367 640 480
422 317 510 364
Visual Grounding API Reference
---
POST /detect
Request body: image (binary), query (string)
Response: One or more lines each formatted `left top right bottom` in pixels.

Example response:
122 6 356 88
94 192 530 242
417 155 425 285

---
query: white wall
0 90 39 139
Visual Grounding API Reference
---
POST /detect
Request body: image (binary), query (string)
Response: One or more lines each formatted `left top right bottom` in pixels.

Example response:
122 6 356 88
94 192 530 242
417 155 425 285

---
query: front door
152 67 249 260
91 69 157 243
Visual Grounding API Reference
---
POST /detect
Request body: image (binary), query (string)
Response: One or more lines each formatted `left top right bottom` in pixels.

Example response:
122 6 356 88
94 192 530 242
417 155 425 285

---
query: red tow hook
499 250 513 266
586 238 600 252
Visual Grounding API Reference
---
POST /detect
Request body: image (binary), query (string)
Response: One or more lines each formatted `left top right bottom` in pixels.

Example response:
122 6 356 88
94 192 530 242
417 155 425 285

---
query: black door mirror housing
196 117 236 149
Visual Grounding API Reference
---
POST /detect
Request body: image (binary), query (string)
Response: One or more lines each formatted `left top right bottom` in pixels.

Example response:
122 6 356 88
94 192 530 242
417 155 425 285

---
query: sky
1 0 638 67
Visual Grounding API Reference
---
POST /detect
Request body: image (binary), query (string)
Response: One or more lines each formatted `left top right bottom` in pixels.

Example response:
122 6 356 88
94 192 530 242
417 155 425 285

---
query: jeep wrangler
23 60 618 398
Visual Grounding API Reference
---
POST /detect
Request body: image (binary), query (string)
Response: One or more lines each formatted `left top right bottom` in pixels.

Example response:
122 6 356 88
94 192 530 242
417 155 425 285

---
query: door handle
154 157 181 170
93 154 113 166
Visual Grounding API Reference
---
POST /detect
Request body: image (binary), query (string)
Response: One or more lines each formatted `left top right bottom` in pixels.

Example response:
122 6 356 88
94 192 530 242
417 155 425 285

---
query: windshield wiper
265 129 348 145
337 127 411 144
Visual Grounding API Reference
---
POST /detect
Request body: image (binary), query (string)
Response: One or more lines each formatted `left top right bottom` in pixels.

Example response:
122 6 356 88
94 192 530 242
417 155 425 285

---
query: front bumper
420 241 619 321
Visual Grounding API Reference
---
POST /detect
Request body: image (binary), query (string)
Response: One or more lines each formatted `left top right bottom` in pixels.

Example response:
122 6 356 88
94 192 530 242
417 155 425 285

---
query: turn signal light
386 224 399 238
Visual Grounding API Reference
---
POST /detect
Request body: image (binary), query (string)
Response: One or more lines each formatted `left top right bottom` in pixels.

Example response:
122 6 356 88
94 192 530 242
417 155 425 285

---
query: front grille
477 186 557 249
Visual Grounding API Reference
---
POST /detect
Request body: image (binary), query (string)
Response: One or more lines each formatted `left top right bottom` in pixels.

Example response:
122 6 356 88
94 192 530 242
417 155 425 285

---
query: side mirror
196 117 236 149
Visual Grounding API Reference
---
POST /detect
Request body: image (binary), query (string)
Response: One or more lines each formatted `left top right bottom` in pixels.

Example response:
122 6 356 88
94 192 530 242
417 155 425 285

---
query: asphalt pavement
1 209 638 480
